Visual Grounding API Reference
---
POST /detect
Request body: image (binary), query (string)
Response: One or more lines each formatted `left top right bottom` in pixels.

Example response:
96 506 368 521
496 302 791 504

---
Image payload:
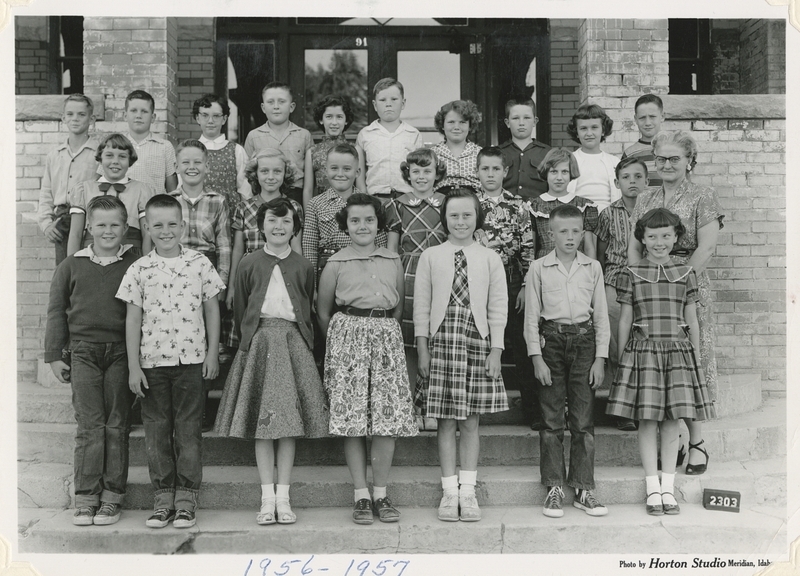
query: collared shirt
621 139 663 189
123 132 177 195
326 246 401 309
232 194 304 254
523 250 610 358
529 192 600 259
595 198 633 288
170 186 232 284
475 189 535 276
243 121 312 188
74 243 134 266
69 177 153 230
199 134 251 198
431 141 482 191
356 120 423 195
116 246 226 368
302 187 387 272
260 245 297 321
498 138 551 199
38 137 99 231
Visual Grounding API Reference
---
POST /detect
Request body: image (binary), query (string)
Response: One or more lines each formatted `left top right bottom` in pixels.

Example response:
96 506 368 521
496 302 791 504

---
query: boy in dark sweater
45 195 139 527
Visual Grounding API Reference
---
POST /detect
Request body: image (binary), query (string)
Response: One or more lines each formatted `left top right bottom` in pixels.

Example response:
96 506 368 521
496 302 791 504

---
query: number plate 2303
702 488 741 513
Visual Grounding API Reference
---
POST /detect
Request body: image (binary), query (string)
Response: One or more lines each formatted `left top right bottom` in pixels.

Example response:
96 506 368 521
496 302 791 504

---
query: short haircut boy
175 138 208 158
261 81 294 101
400 148 446 184
125 89 155 112
64 93 95 115
146 192 182 215
566 104 614 144
614 156 648 179
192 93 230 119
434 100 482 135
257 197 302 239
634 94 664 113
537 148 580 181
477 146 507 167
373 77 404 99
96 133 138 166
548 202 584 224
87 194 128 224
313 95 354 131
327 142 359 161
505 97 536 117
335 192 387 231
634 207 686 242
439 188 485 234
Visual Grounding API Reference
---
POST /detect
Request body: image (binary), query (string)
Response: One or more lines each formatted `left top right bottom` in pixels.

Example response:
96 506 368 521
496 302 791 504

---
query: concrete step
18 397 786 468
18 504 786 555
17 457 785 511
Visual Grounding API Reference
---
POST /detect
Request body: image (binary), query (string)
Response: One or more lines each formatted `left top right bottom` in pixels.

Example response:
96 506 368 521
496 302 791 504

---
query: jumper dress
605 259 716 422
415 249 508 419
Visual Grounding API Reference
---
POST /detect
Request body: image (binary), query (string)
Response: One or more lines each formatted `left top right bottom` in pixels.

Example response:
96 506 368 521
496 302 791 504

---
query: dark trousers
537 324 597 490
505 274 540 424
69 340 133 507
141 363 204 511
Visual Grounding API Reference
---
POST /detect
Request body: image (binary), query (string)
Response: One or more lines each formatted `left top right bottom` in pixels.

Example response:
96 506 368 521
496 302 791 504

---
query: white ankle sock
261 483 275 500
276 484 290 499
441 475 459 497
372 486 387 501
354 488 371 503
660 473 675 495
645 475 661 504
458 470 477 496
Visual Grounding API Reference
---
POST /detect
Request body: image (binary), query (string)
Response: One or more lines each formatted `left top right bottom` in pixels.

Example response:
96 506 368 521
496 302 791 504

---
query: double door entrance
215 18 550 147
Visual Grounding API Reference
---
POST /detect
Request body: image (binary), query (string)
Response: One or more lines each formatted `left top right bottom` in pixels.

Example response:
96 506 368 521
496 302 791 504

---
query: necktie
98 182 126 194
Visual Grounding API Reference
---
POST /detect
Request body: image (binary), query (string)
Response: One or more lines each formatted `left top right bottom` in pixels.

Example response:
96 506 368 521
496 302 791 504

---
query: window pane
397 51 460 144
227 42 276 143
304 49 368 135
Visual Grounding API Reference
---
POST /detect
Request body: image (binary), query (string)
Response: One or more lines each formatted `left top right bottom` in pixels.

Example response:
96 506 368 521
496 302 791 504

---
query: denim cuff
175 488 200 512
74 494 101 508
100 489 125 505
153 488 175 510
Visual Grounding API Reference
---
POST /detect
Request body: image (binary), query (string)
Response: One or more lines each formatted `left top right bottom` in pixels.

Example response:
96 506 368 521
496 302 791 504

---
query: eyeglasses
654 155 686 166
198 113 225 121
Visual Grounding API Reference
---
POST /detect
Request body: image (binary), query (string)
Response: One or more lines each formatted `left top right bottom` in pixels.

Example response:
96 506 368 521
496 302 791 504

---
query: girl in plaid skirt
317 194 418 526
606 208 714 517
414 189 508 523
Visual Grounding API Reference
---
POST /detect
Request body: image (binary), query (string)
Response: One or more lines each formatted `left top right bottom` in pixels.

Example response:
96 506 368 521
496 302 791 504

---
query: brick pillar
83 17 179 141
576 19 669 154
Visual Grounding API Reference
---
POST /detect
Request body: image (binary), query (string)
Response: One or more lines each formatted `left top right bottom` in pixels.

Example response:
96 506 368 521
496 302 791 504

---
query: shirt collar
328 245 399 262
97 175 131 185
628 259 693 283
539 191 576 203
125 132 159 144
364 120 414 134
542 249 592 267
396 191 444 207
199 134 228 146
171 186 218 200
608 198 632 213
74 243 133 262
57 137 98 153
478 189 514 203
263 245 292 259
257 121 299 134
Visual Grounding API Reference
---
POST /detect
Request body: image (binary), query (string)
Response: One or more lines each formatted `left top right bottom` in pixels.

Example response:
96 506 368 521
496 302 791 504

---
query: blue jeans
537 324 597 490
69 340 133 507
141 363 204 511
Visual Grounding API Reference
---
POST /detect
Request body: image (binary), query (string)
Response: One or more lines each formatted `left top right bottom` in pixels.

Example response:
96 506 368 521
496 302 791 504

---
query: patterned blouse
232 193 304 254
595 198 633 288
528 192 600 259
385 192 447 256
310 134 348 197
431 141 482 191
475 189 535 278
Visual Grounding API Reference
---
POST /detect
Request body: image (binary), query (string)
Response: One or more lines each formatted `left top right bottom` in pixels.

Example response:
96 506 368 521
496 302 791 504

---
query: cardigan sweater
234 249 315 352
413 240 508 349
44 249 138 362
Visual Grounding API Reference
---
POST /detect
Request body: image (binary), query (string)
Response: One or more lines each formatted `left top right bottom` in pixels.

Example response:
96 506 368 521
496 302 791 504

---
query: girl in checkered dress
606 208 714 517
414 189 508 523
317 194 417 526
386 148 448 431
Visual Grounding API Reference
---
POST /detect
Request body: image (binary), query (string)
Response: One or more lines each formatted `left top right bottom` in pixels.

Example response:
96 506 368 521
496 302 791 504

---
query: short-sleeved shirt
123 133 177 195
529 192 600 259
432 141 482 191
621 139 663 189
568 149 620 211
169 187 232 284
617 259 699 342
116 246 226 368
69 178 154 230
243 122 312 188
595 198 633 288
498 138 551 199
232 194 304 255
326 246 401 309
475 189 535 277
356 120 423 195
38 137 99 231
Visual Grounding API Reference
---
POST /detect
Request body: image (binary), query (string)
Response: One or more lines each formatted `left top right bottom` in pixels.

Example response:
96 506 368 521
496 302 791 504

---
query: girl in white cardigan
413 188 508 523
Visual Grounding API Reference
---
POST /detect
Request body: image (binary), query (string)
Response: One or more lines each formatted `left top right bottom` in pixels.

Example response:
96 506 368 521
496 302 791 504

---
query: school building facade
15 17 786 397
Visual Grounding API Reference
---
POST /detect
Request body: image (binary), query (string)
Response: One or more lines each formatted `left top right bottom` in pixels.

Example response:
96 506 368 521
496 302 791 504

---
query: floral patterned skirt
323 313 418 438
215 318 329 440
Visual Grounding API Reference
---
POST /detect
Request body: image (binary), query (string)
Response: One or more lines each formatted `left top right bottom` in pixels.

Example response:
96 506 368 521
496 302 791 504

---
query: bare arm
684 302 701 358
139 216 151 254
126 303 148 398
202 295 220 380
597 237 608 270
165 173 179 193
617 303 633 364
627 229 644 265
316 263 337 341
582 231 597 259
393 260 405 322
67 213 85 256
686 220 720 274
356 144 367 193
387 231 400 254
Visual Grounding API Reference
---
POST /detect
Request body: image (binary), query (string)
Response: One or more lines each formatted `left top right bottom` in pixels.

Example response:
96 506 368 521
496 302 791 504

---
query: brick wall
15 17 51 95
740 19 785 95
549 20 580 149
176 18 216 142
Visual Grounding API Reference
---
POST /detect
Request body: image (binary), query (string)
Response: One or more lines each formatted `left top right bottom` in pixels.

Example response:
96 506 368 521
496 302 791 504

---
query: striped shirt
124 132 177 195
595 198 633 288
243 122 312 188
432 141 482 191
170 187 232 285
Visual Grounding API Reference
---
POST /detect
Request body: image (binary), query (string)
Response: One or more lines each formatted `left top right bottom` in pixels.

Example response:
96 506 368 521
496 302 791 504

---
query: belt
342 306 391 318
541 319 593 334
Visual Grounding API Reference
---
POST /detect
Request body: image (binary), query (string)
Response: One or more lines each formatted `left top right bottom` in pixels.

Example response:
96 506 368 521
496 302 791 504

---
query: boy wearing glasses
621 94 665 189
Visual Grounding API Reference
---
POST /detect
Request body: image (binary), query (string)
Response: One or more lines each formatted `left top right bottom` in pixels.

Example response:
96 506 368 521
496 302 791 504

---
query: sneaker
93 502 121 526
145 508 176 528
543 486 565 518
72 506 98 526
173 509 196 528
372 496 400 523
437 493 459 522
573 489 608 517
352 498 374 525
458 493 481 522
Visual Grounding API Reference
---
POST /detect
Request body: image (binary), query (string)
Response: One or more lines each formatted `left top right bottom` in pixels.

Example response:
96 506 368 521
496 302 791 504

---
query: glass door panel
304 49 368 136
226 41 276 143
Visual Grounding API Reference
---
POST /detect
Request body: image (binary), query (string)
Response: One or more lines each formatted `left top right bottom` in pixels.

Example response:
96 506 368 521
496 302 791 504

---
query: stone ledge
16 94 106 122
663 95 785 120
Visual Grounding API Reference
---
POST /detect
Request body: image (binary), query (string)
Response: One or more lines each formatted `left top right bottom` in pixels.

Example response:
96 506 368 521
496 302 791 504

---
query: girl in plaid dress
414 189 508 523
606 208 714 517
386 148 448 431
317 194 417 526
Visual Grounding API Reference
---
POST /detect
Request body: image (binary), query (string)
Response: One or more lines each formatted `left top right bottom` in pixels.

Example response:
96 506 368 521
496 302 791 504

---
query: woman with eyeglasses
627 130 725 477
